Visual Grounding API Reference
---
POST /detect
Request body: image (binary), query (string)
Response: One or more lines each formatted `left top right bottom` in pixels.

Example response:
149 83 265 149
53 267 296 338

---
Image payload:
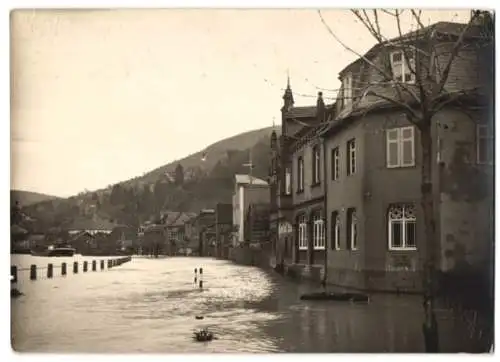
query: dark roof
284 106 317 119
339 21 480 78
11 225 28 235
144 224 165 233
69 231 94 242
65 217 118 231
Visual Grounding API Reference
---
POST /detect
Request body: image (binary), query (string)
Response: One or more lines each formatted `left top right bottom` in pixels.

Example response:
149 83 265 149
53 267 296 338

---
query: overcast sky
10 9 470 197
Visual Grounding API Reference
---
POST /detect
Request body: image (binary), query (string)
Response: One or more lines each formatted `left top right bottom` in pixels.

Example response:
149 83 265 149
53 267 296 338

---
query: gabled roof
339 21 483 78
169 212 197 227
235 174 268 186
69 231 94 242
284 106 317 119
144 224 165 233
161 211 181 225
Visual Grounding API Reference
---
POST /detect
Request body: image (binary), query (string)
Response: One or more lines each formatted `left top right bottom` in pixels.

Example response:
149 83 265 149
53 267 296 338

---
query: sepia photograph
9 3 495 355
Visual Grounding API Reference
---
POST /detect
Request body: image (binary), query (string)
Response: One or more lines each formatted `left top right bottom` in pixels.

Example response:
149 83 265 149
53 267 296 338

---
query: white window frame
298 215 308 250
348 209 358 251
297 157 304 192
285 168 292 195
332 147 340 181
312 146 321 184
347 139 356 176
390 50 416 84
388 204 417 250
332 212 340 250
313 213 325 250
342 73 353 108
476 124 493 165
386 126 415 168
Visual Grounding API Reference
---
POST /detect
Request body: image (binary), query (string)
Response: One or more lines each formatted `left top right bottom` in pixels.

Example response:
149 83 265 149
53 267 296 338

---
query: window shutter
387 129 400 167
401 127 415 166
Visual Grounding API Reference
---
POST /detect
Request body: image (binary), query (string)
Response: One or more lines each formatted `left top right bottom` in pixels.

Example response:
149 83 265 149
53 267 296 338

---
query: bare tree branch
410 9 426 30
318 10 393 82
319 10 422 108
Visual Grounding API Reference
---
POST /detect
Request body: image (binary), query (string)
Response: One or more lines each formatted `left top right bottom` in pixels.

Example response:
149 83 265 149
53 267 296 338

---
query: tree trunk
420 121 439 352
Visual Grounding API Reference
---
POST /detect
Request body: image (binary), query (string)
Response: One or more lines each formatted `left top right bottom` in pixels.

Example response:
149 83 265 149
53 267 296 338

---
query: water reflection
11 256 470 353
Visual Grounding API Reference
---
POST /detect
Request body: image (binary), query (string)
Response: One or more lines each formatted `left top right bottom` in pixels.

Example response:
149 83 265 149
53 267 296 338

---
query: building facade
271 19 493 292
232 174 270 246
319 19 493 292
269 82 332 281
215 203 233 258
191 209 216 256
244 203 271 246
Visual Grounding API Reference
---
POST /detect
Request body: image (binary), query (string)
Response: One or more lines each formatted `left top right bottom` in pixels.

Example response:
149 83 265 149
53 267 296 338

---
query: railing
11 256 132 283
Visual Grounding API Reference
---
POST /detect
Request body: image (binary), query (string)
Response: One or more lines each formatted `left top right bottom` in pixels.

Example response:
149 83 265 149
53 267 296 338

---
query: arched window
298 214 308 250
331 211 340 250
312 211 325 249
388 204 416 250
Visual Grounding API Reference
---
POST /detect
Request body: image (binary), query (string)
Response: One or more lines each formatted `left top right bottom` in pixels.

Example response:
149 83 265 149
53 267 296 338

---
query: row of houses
267 18 493 292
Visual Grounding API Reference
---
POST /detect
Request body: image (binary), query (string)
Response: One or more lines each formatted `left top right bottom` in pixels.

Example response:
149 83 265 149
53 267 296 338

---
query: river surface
11 256 472 353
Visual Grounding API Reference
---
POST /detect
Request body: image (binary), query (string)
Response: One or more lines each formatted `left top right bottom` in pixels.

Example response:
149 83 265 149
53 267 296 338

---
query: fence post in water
83 261 88 272
11 266 18 284
30 264 37 280
47 263 53 278
199 267 203 289
100 260 105 270
10 265 17 284
61 262 67 276
194 268 198 283
73 261 78 274
92 260 97 271
108 260 112 268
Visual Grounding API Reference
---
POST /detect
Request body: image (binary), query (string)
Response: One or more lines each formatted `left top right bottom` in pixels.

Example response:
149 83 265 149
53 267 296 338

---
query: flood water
11 256 473 353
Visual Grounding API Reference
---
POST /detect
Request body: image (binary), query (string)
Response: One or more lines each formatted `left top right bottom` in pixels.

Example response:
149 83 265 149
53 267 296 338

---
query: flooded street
12 256 467 353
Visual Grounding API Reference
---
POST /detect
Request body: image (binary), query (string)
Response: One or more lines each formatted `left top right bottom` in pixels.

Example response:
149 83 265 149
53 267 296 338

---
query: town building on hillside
163 211 196 255
65 215 118 236
271 19 493 292
69 231 97 254
215 203 233 259
269 81 334 280
143 224 168 257
108 225 137 253
12 233 45 254
232 174 270 246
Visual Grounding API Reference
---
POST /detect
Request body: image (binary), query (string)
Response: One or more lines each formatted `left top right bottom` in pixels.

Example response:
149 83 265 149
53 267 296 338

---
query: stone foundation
327 268 422 293
284 262 325 283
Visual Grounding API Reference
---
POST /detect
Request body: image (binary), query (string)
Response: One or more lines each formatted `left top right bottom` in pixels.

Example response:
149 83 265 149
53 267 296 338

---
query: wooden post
199 268 203 289
83 261 88 272
11 266 17 284
73 261 78 274
92 260 97 271
108 260 112 268
47 263 53 278
30 264 37 280
194 268 198 283
100 260 105 270
61 262 67 276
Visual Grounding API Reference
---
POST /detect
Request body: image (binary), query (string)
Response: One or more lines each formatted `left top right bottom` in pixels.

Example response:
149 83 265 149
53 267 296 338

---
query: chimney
316 91 326 123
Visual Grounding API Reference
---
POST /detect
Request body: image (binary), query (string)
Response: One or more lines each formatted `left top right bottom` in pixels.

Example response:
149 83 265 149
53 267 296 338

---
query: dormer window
342 74 352 108
390 50 415 84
